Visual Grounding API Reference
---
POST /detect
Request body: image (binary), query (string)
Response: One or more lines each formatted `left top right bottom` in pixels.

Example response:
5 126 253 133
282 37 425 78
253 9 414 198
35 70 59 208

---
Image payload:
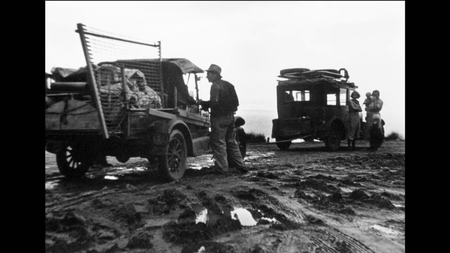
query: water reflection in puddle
188 154 214 170
45 181 58 190
245 151 276 161
231 208 258 226
104 175 119 180
101 166 148 177
194 205 277 227
195 208 208 224
109 167 147 173
393 203 404 208
188 151 277 170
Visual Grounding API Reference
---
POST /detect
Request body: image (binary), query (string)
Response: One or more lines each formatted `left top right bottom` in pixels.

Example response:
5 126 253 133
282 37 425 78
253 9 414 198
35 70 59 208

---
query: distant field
237 109 277 141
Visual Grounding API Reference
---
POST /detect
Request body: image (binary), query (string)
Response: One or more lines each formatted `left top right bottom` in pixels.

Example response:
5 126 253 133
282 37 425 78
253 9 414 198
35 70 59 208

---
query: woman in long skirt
347 91 362 150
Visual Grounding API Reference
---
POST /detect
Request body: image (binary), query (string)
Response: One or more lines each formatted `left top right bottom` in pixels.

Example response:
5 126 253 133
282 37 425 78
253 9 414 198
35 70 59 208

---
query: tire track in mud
46 189 116 210
45 183 157 211
314 226 377 253
310 237 340 253
263 191 377 253
241 147 404 253
269 194 306 225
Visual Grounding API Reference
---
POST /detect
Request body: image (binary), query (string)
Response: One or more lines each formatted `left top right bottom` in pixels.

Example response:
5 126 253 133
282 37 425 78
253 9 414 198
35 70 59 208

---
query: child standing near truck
363 92 372 139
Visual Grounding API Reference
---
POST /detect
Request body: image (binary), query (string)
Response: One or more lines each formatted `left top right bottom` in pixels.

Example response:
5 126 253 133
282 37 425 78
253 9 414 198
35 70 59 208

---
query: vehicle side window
327 93 337 105
285 89 310 102
340 88 347 106
284 91 294 102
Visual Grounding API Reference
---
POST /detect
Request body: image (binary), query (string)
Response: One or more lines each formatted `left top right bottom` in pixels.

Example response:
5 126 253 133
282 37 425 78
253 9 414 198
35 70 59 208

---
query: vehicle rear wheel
158 129 187 181
276 138 292 150
116 154 130 163
369 122 385 150
325 124 341 151
56 143 91 179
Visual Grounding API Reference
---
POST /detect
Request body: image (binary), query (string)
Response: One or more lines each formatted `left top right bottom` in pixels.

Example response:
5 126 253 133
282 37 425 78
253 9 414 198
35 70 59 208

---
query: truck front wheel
276 138 292 150
158 129 187 181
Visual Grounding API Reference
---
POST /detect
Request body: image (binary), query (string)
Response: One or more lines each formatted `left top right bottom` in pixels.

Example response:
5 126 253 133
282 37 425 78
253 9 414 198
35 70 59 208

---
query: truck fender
167 119 194 156
148 119 194 156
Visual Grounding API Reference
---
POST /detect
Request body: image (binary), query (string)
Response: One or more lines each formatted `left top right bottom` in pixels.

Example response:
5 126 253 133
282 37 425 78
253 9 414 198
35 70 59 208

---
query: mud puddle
193 204 278 227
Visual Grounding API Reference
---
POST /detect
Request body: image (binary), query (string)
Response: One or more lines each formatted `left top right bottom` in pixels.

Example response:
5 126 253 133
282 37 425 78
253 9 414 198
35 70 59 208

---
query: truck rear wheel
276 138 292 150
325 124 342 151
158 129 187 181
56 143 91 179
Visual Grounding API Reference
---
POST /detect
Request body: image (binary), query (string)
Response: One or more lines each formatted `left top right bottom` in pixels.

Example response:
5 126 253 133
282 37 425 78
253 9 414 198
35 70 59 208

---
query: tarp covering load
51 67 87 82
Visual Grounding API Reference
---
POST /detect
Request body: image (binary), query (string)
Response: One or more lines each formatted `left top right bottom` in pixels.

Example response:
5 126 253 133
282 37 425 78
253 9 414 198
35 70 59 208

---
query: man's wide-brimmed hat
205 64 222 77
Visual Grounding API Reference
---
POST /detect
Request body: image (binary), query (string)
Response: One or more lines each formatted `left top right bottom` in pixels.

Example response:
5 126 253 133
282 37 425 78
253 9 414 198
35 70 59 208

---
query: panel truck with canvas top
272 68 360 151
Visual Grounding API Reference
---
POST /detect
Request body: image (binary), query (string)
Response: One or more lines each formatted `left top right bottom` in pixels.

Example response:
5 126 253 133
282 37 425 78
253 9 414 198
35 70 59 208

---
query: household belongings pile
50 64 162 109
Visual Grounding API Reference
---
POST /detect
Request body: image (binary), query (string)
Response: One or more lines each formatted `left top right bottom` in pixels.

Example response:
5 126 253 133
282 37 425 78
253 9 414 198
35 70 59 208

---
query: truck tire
116 154 130 163
56 143 91 179
325 123 342 151
369 120 385 150
158 129 187 181
276 138 292 150
280 68 310 75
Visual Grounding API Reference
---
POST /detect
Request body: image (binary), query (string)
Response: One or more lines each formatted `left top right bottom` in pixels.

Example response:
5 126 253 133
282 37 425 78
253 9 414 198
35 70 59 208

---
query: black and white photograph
45 2 405 252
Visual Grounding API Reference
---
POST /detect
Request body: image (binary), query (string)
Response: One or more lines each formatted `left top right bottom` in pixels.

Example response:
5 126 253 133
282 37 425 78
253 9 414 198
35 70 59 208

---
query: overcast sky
45 1 405 138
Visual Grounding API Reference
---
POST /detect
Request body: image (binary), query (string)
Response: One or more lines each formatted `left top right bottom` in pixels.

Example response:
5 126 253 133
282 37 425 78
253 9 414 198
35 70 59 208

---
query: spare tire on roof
279 73 306 79
314 69 339 73
302 70 322 78
280 68 310 75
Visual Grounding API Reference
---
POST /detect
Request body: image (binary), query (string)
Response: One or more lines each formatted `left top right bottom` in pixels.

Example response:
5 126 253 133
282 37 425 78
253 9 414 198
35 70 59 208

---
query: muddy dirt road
45 140 405 253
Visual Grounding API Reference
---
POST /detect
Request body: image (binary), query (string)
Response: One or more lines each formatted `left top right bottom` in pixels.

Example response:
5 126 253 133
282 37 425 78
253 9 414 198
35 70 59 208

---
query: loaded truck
45 24 246 181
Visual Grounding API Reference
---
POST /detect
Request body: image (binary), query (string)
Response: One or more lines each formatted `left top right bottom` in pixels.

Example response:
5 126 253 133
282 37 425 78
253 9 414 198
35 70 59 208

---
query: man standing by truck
199 64 247 174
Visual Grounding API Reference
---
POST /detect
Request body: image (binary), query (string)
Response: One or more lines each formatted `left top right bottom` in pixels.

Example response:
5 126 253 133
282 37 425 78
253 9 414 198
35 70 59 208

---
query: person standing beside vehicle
363 92 372 139
364 90 384 139
363 92 372 116
369 90 383 127
198 64 247 174
347 91 362 150
367 90 384 150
